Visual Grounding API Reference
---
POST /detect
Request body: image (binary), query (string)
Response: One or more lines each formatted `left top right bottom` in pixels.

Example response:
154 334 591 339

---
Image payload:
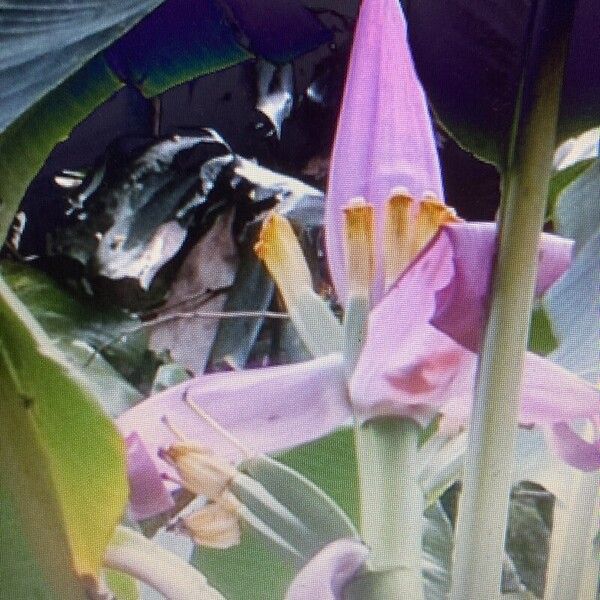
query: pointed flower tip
325 0 443 300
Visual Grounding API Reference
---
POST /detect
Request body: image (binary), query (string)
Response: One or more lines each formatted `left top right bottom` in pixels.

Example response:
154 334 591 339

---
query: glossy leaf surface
404 0 600 164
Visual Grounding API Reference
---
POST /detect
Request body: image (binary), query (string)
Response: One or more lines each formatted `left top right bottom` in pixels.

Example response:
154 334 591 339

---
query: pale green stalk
354 417 424 599
104 526 226 600
544 426 600 600
345 295 424 599
449 2 577 598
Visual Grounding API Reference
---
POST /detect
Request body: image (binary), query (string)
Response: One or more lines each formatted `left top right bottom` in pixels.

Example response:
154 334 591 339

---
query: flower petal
126 432 175 520
519 352 600 426
285 538 368 600
117 355 350 516
351 324 475 425
352 242 599 435
325 0 443 302
397 222 574 351
548 422 600 471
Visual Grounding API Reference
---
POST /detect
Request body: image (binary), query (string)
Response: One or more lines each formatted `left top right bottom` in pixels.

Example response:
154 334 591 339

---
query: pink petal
285 538 368 600
392 222 574 351
519 352 600 426
352 246 599 436
351 324 475 425
549 422 600 471
126 432 175 520
325 0 443 303
117 355 350 516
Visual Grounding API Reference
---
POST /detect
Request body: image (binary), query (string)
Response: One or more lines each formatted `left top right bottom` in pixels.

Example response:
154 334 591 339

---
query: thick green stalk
353 417 424 599
449 2 577 598
343 294 424 599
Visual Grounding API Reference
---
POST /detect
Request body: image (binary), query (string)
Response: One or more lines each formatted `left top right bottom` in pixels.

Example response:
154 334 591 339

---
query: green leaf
0 55 123 246
546 158 595 224
104 569 139 600
0 260 147 413
194 431 357 599
208 250 274 369
0 276 128 598
0 484 57 600
544 228 600 382
528 306 558 356
195 429 455 599
505 487 552 597
103 0 251 98
236 454 358 560
193 530 294 600
405 1 600 165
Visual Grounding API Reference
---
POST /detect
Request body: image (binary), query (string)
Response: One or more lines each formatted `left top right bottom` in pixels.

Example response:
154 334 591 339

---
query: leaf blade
0 276 128 597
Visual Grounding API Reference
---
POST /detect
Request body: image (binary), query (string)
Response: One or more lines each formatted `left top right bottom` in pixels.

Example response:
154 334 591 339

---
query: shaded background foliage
13 0 504 262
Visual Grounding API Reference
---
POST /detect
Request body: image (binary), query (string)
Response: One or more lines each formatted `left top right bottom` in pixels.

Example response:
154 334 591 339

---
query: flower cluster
117 0 600 595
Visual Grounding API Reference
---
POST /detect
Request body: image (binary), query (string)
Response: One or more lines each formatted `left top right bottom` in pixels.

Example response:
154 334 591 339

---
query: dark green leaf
528 306 558 356
505 486 552 597
405 0 600 164
104 0 330 98
208 250 274 369
0 55 122 245
0 260 151 408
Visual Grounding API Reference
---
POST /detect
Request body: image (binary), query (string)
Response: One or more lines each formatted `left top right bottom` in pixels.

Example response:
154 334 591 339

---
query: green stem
449 3 576 598
353 417 424 599
344 293 423 598
104 526 226 600
544 462 600 600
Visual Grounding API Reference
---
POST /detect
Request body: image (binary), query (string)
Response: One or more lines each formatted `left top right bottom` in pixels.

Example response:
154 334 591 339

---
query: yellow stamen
255 212 344 357
254 213 313 302
343 198 375 299
162 443 238 501
411 196 460 258
177 503 241 549
383 188 415 289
